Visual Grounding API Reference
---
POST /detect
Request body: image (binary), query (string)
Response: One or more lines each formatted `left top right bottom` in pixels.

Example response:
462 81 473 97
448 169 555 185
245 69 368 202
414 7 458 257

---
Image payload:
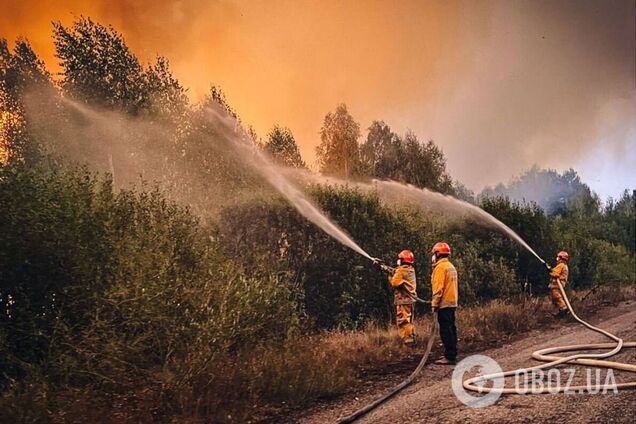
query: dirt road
297 300 636 424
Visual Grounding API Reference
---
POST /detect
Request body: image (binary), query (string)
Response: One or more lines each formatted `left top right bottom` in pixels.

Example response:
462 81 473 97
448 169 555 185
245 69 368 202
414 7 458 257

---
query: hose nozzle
541 259 552 271
371 257 394 273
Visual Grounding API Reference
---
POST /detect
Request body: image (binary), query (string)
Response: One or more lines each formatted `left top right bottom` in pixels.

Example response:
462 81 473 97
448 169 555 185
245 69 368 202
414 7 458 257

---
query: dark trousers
437 307 457 360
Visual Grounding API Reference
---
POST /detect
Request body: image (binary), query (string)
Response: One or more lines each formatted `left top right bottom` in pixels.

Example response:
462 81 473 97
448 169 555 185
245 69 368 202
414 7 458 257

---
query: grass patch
3 285 632 423
252 284 634 422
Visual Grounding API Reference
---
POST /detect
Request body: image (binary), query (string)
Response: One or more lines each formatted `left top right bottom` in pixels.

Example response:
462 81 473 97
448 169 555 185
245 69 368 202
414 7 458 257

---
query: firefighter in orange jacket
386 250 417 345
549 251 570 317
431 242 458 365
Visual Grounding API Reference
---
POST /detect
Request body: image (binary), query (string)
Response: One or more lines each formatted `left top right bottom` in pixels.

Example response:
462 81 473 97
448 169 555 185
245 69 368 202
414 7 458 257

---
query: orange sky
2 0 635 198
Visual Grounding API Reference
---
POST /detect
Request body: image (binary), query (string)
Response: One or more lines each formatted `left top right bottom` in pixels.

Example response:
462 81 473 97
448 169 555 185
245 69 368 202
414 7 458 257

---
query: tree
53 17 147 112
358 120 455 194
480 167 597 216
452 181 475 203
1 38 51 95
602 190 635 253
264 125 305 168
143 56 188 123
207 85 239 122
316 104 361 177
359 120 400 177
400 132 453 192
0 38 52 164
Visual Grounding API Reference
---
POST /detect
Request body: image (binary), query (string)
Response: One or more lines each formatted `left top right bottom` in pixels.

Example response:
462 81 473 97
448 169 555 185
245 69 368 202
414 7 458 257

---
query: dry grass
246 284 635 422
32 285 633 423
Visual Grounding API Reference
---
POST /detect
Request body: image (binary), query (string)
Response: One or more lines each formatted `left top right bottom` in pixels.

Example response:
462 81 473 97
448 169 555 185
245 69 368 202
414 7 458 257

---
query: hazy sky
2 0 635 199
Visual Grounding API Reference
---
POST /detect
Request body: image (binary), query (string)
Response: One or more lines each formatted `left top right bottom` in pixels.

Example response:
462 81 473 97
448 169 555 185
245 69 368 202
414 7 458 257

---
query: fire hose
337 303 438 423
463 279 636 394
336 261 439 423
337 259 635 423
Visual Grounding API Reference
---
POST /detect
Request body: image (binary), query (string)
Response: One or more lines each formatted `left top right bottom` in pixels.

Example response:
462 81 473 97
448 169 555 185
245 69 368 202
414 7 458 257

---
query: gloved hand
431 305 438 314
372 258 393 273
544 262 552 271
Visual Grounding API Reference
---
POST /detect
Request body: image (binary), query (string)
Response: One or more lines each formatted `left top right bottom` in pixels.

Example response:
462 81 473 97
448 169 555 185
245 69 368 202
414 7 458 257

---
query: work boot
556 309 570 318
434 357 456 365
403 336 416 346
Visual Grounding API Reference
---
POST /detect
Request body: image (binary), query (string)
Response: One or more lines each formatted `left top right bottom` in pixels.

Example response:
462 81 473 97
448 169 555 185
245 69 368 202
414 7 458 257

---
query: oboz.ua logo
451 354 504 408
452 354 619 408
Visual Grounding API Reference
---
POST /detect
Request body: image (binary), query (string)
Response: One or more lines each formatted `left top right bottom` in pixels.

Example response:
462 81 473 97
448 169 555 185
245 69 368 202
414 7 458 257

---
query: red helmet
432 242 451 255
557 251 569 261
398 250 415 264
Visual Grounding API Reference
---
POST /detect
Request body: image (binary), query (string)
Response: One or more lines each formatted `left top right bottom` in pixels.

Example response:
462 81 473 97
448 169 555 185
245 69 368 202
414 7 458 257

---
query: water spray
41 96 633 422
59 97 380 264
48 97 553 272
290 170 552 267
203 104 376 261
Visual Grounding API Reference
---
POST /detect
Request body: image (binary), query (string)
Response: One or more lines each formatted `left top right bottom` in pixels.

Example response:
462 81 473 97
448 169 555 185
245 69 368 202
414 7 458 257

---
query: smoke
417 0 636 198
2 1 633 198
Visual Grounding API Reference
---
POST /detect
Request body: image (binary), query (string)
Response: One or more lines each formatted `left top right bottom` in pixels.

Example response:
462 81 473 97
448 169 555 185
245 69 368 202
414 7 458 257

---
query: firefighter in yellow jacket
431 242 458 365
387 250 417 345
549 251 570 317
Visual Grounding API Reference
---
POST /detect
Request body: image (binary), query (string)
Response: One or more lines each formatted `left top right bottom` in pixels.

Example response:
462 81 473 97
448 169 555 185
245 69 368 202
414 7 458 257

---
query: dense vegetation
1 18 634 422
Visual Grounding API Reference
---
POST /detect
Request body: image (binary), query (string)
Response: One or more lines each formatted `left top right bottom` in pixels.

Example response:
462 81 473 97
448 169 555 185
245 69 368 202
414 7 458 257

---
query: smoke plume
2 0 634 198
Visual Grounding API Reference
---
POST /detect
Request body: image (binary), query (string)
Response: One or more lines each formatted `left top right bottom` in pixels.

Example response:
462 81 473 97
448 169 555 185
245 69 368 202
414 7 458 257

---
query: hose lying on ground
336 304 439 423
464 281 636 394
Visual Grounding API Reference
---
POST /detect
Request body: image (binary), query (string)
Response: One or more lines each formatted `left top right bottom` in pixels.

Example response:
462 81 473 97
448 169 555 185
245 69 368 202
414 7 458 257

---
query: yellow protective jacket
431 258 458 309
390 265 417 305
549 262 569 289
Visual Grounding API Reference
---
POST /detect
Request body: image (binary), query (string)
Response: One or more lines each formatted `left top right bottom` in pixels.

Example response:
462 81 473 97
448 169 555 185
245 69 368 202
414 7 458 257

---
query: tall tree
603 190 636 253
207 85 239 122
0 38 52 164
359 120 400 177
400 132 454 193
143 56 188 123
53 17 147 112
316 104 361 177
1 38 51 95
264 125 305 168
358 120 454 194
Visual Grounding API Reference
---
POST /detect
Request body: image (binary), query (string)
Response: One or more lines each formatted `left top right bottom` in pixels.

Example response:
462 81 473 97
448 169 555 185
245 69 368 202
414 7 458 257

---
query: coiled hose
338 282 635 423
463 281 636 394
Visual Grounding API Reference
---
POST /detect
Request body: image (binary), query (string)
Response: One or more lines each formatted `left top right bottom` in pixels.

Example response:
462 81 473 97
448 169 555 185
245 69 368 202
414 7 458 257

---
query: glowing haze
2 0 634 199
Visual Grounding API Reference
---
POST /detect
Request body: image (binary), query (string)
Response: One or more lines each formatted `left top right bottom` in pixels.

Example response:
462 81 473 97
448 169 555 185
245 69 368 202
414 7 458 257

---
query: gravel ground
295 300 636 424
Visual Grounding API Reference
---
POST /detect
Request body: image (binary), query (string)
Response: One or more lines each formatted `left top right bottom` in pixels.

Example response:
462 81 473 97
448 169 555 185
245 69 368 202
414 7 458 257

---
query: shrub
0 163 299 421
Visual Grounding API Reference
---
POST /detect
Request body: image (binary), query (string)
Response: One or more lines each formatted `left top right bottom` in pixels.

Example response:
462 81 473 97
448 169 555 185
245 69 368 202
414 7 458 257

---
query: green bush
588 239 635 283
0 163 299 420
217 187 436 330
452 243 520 303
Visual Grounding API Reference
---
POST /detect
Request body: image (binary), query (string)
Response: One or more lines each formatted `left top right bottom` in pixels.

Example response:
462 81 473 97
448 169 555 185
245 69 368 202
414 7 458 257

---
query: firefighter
549 251 570 318
385 250 418 345
431 242 458 365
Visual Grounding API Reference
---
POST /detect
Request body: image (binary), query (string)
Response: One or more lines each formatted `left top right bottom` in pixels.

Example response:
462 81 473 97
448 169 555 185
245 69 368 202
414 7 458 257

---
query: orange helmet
398 250 415 264
557 251 569 261
432 242 451 255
